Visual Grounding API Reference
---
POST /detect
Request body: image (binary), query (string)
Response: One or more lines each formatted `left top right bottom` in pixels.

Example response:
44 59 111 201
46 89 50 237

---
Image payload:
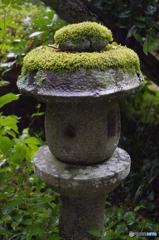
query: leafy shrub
121 80 159 124
90 0 159 55
0 93 60 240
88 204 159 239
0 0 65 72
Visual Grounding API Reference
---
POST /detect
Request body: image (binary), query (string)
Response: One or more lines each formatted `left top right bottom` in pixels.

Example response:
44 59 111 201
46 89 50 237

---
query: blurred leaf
154 21 159 29
134 205 146 212
115 222 128 234
147 192 154 201
116 208 124 220
0 80 10 87
23 137 41 145
7 22 18 29
14 143 26 161
124 211 136 225
29 31 44 38
135 22 146 28
88 229 102 237
14 214 23 223
11 5 22 10
5 199 24 208
0 60 17 69
1 214 11 222
31 202 49 212
135 16 145 21
145 17 154 28
11 221 19 230
36 178 44 193
0 159 6 167
134 34 142 43
7 130 16 138
105 201 111 206
147 202 155 211
3 0 10 5
118 11 132 18
143 39 150 55
0 5 7 9
107 220 118 229
0 93 19 108
31 112 45 118
127 25 137 38
115 23 131 28
10 39 27 47
10 152 22 166
133 180 147 205
17 173 25 183
24 219 32 226
46 9 55 20
0 136 13 156
0 116 19 133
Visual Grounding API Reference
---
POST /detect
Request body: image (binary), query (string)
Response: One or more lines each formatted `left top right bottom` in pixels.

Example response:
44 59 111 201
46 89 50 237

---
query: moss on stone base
21 44 140 76
54 22 113 48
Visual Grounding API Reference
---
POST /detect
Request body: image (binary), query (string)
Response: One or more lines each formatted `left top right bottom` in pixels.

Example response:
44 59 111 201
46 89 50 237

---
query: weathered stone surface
17 68 143 103
59 196 105 240
45 100 120 164
33 146 131 198
58 38 109 52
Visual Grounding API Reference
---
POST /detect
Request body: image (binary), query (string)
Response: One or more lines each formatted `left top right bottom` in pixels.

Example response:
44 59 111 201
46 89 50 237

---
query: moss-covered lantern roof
21 44 140 75
17 21 143 103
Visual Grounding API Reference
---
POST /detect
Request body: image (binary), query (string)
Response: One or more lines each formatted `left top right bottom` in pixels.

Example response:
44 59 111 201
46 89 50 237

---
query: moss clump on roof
21 44 140 76
54 22 113 47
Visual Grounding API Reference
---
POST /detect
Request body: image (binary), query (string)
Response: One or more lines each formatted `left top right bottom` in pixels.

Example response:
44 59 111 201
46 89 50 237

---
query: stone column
59 196 105 240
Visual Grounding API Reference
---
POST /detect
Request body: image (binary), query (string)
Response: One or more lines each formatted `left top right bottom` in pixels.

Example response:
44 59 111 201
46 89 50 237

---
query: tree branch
42 0 101 23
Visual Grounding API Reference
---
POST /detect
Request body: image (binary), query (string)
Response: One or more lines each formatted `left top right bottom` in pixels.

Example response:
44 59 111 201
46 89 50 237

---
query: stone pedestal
33 146 131 239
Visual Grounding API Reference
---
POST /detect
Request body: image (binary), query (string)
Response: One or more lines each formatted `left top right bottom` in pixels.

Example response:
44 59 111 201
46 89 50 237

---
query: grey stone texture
59 196 105 240
33 146 131 198
59 38 109 52
45 100 120 164
17 68 143 104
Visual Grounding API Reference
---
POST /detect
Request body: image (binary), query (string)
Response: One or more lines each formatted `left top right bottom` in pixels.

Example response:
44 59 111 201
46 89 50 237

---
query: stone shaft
59 196 105 240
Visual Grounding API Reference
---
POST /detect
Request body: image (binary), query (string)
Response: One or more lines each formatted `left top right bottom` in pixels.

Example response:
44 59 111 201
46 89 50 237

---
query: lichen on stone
54 21 113 48
21 44 140 76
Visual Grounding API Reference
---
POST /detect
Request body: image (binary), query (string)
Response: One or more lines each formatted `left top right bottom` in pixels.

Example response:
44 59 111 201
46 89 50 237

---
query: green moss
21 44 140 76
54 22 113 46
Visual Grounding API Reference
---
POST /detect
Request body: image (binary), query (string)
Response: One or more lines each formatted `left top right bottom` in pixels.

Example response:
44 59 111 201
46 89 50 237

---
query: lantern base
33 146 131 239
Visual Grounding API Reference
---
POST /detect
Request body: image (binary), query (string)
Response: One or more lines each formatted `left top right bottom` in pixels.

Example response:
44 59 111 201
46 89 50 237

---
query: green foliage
0 93 60 240
0 0 65 73
102 206 159 239
90 0 159 55
88 206 159 239
121 80 159 124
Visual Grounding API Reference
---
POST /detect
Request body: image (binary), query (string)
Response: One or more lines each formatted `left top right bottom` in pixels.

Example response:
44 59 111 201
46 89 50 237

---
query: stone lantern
17 22 143 240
